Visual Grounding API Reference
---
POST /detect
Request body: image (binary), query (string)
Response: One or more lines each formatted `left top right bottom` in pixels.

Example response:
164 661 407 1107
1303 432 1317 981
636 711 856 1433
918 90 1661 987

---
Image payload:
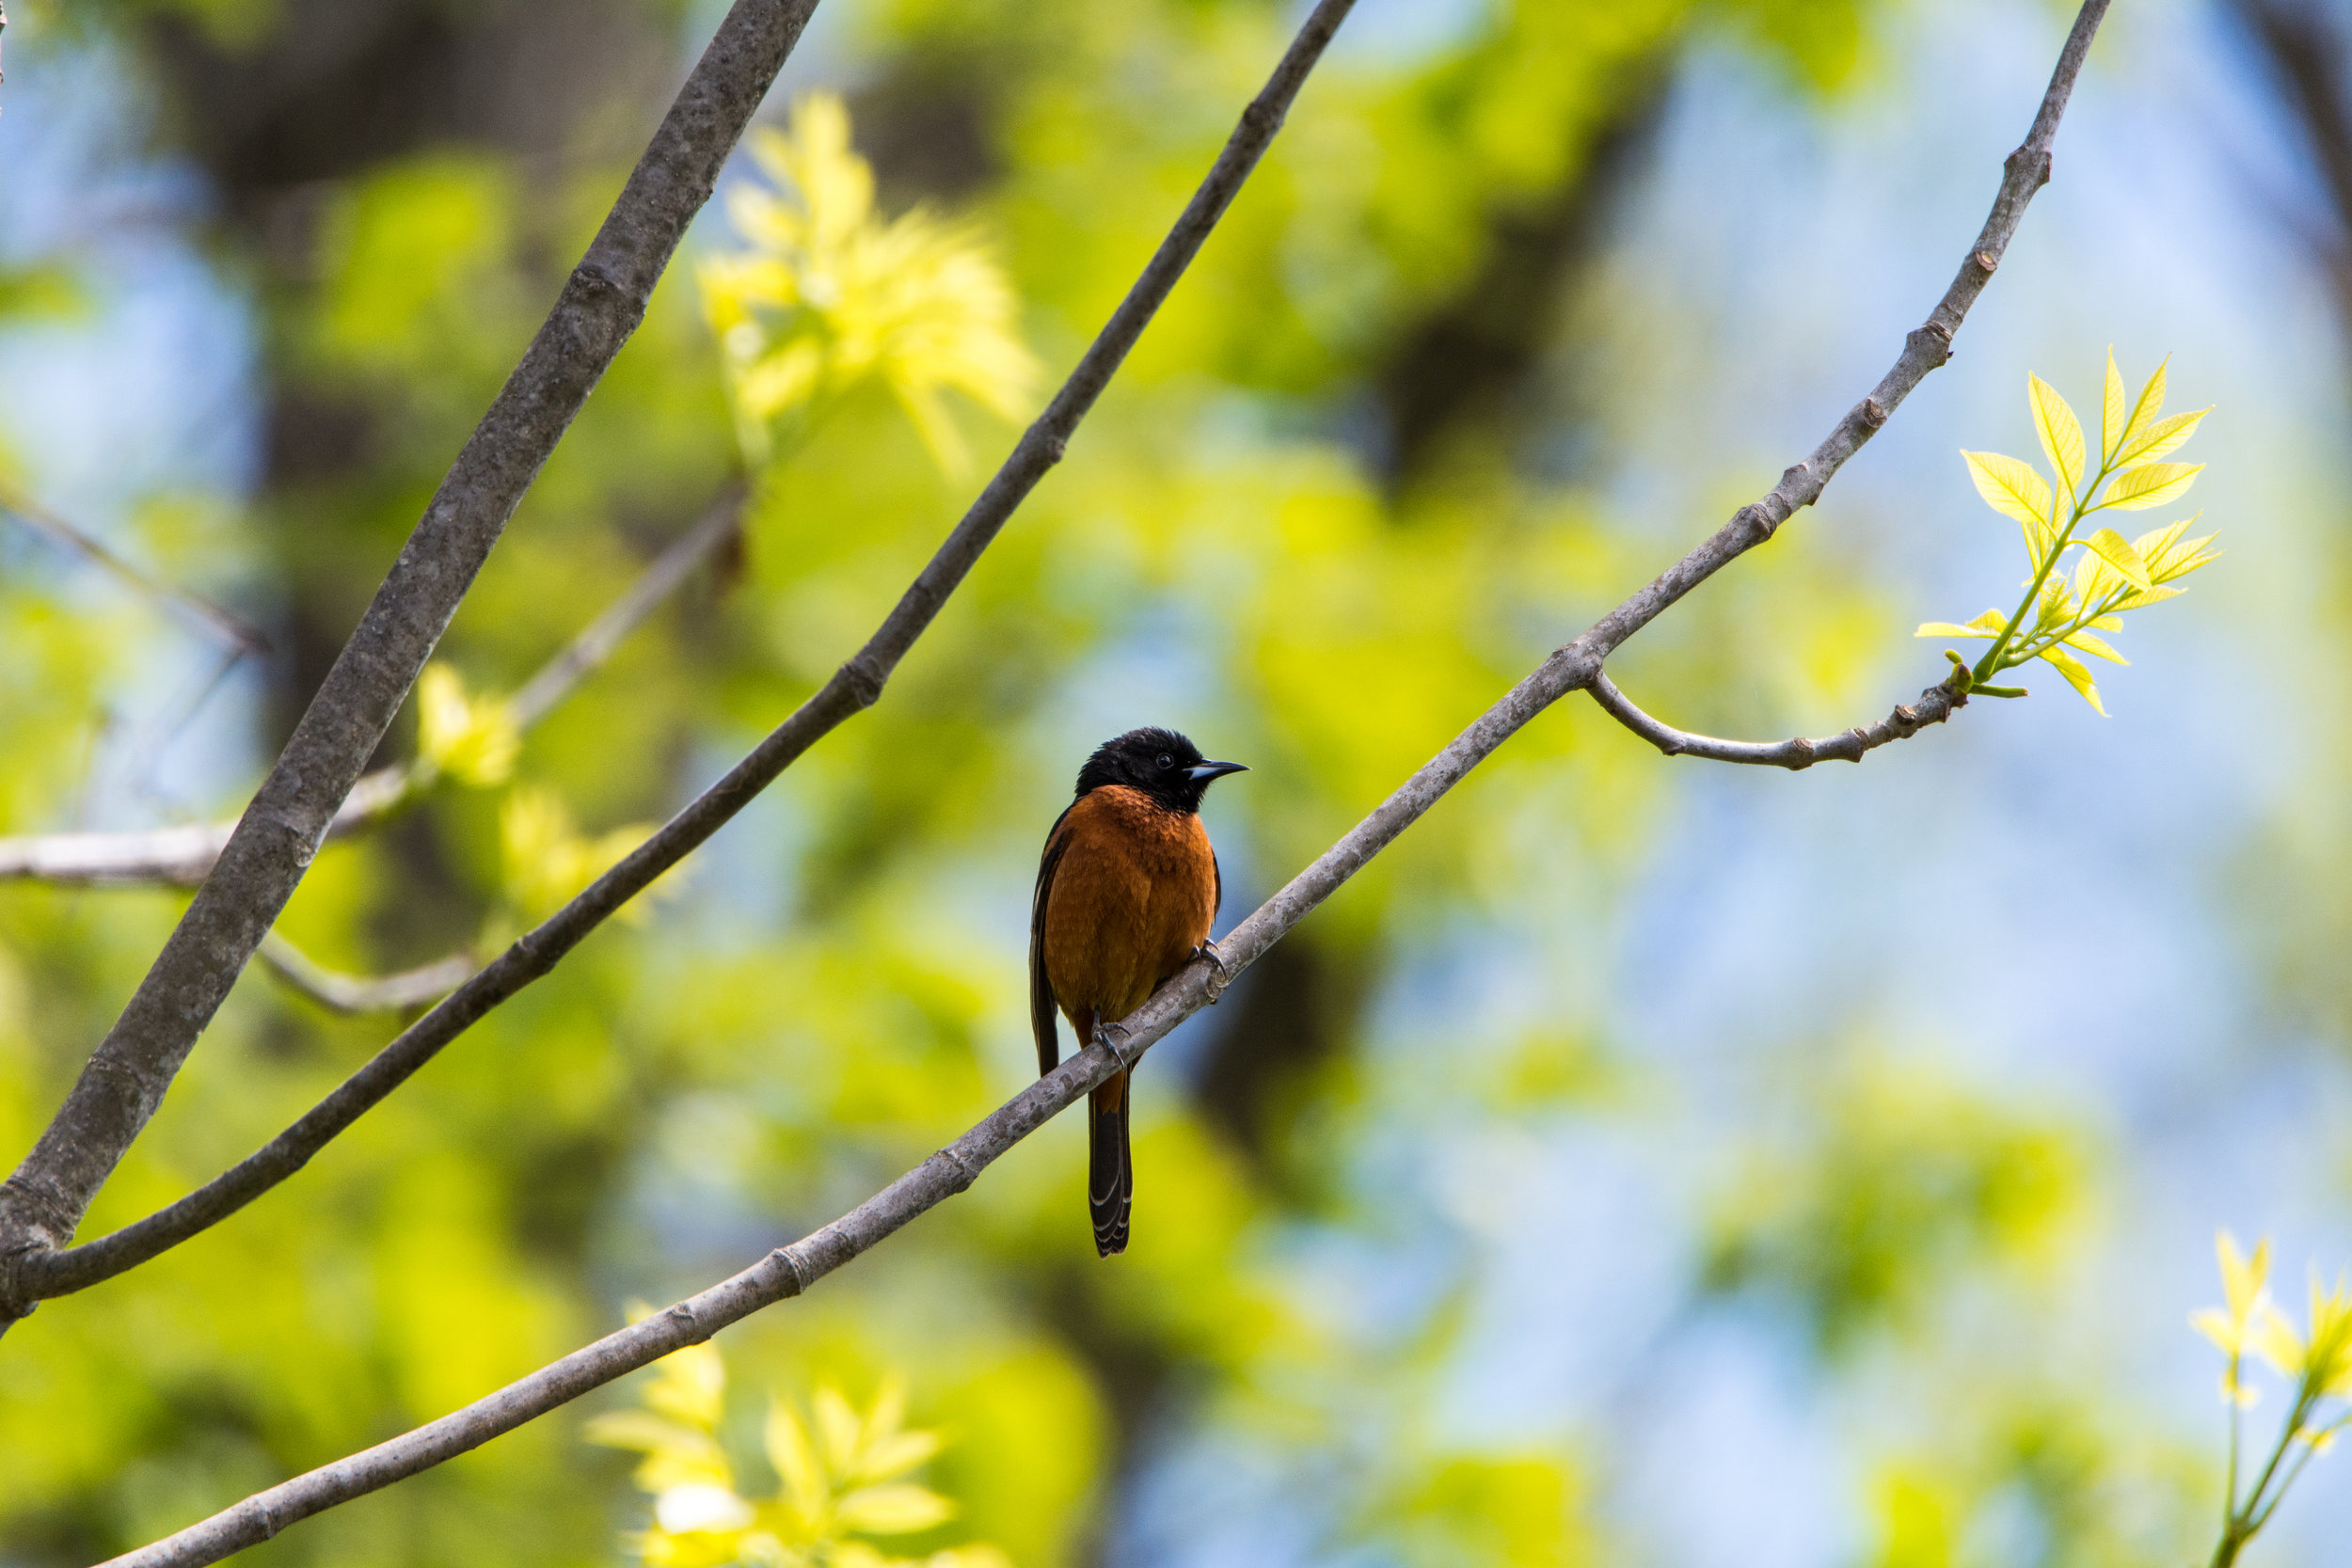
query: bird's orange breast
1041 785 1218 1026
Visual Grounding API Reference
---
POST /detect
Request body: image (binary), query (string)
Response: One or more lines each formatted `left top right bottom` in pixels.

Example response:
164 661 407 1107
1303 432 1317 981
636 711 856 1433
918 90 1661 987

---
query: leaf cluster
698 95 1039 474
1918 355 2217 712
587 1331 1008 1568
2193 1232 2352 1565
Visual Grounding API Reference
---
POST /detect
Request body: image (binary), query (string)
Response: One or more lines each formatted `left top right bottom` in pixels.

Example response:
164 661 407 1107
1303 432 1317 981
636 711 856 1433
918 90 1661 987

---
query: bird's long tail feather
1089 1069 1132 1257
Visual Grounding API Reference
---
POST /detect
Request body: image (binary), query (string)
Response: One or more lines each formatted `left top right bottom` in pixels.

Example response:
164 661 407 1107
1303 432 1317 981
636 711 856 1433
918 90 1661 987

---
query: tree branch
98 5 2110 1555
2 0 1365 1311
0 480 271 657
0 0 827 1284
0 487 746 888
1587 671 1969 768
254 935 475 1017
504 486 745 731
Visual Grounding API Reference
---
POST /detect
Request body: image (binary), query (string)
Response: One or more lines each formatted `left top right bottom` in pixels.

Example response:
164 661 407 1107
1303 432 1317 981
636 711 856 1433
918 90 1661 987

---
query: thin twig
0 0 827 1287
255 934 475 1017
92 7 2108 1552
0 482 270 656
0 490 746 886
1587 671 1969 768
506 485 744 729
5 0 1365 1310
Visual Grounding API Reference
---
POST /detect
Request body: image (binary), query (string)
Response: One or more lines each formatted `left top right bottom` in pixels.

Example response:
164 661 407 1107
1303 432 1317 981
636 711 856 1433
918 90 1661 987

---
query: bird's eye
1157 753 1174 770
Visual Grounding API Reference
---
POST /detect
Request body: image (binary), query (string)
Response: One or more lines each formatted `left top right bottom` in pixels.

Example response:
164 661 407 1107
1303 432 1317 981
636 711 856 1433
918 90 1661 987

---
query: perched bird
1031 728 1246 1256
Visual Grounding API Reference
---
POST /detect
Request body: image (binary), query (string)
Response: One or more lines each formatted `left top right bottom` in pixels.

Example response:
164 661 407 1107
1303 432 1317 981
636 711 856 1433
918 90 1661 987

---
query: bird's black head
1075 727 1248 814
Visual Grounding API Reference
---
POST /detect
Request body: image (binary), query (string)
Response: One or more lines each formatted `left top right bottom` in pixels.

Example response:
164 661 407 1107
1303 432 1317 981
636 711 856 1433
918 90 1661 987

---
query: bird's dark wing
1030 800 1077 1076
1212 848 1222 917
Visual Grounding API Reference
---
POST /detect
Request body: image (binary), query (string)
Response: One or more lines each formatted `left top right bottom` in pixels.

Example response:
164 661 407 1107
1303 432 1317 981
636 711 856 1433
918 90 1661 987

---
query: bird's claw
1194 940 1233 1002
1093 1020 1138 1071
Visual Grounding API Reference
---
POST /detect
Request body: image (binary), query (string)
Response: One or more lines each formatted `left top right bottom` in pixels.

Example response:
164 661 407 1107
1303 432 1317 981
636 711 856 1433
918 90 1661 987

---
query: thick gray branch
0 438 746 892
255 935 475 1017
0 0 824 1279
7 0 1363 1309
99 7 2107 1556
1587 671 1968 768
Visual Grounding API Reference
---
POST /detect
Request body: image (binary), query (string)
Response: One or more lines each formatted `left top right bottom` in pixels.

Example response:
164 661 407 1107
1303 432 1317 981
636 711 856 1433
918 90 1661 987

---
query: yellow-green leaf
834 1483 955 1535
815 1386 863 1474
2082 527 2152 592
2132 517 2191 566
2121 356 2168 454
2033 576 2077 632
1962 450 2053 530
417 662 518 787
2062 628 2128 664
2114 583 2184 611
2039 644 2107 714
2100 462 2202 512
2115 405 2209 467
765 1402 827 1519
2102 348 2127 462
853 1428 944 1485
2028 372 2086 498
1914 608 2008 640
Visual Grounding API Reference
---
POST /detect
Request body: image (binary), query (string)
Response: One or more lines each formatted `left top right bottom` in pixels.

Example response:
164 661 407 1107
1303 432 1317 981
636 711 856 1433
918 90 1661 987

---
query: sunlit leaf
1962 450 2054 531
2028 372 2086 498
2131 517 2191 567
417 662 518 787
2037 644 2106 714
765 1401 828 1521
2100 461 2202 512
815 1386 864 1474
2081 527 2152 592
2102 348 2128 462
834 1482 955 1535
2115 405 2209 467
854 1428 945 1485
2032 576 2076 633
1915 621 1995 639
2120 356 2168 454
2061 628 2127 664
2112 583 2184 612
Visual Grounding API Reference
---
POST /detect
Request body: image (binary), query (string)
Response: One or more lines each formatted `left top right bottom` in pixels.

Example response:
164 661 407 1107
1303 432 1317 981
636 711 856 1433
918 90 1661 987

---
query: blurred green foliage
0 0 2239 1564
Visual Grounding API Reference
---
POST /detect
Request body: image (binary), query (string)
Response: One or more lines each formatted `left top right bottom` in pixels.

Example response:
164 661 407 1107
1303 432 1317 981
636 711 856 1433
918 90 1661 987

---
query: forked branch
1588 671 1970 768
104 5 2110 1560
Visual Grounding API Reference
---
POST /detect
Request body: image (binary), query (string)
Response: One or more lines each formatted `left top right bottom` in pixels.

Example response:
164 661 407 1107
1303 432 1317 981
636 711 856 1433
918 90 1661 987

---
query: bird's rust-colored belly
1043 785 1217 1025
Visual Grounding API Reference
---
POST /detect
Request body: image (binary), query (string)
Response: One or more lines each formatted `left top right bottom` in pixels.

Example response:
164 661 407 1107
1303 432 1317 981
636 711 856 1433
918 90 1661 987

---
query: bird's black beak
1186 760 1248 783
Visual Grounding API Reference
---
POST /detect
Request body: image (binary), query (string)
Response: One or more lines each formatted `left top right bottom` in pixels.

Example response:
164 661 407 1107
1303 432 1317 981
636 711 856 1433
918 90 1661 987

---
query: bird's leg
1092 1018 1139 1072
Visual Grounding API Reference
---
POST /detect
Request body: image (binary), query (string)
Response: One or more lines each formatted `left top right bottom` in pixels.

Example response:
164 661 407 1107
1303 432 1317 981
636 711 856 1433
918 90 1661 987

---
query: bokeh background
3 0 2349 1562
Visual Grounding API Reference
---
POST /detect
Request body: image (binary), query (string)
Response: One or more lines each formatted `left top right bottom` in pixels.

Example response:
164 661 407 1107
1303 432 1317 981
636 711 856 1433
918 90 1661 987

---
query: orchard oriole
1031 728 1246 1256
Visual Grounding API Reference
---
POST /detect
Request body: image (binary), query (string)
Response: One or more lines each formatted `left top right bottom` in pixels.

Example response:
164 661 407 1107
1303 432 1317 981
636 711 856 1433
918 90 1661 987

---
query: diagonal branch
1587 671 1969 768
0 467 747 891
4 0 1366 1310
505 486 745 731
101 6 2111 1558
0 0 827 1282
254 935 476 1017
0 481 272 657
